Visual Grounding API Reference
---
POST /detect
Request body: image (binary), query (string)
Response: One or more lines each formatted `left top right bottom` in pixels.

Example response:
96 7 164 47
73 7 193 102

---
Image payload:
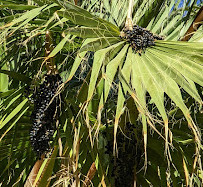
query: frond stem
125 0 134 30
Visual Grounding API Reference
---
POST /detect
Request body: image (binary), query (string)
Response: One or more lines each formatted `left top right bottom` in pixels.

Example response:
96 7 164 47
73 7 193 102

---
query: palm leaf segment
54 0 203 179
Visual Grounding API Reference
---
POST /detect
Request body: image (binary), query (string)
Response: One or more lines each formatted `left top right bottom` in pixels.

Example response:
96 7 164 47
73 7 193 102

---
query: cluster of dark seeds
30 74 62 158
104 123 142 187
121 25 163 52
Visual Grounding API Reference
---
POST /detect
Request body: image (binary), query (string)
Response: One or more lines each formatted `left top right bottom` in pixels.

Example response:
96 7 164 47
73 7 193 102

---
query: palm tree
0 0 203 186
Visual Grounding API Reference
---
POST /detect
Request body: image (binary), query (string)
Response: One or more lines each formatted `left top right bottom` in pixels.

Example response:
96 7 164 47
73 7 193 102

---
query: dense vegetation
0 0 203 186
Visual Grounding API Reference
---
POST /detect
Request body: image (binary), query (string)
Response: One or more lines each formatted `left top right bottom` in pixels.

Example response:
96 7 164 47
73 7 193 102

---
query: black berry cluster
30 74 62 158
121 25 163 52
104 123 142 187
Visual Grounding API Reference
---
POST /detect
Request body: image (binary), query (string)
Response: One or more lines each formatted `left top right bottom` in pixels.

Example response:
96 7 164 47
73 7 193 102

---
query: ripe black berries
30 74 62 158
104 122 142 187
120 25 163 52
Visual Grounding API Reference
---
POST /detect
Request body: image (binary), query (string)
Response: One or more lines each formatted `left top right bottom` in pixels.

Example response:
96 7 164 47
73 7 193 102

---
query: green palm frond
81 0 201 40
55 1 203 185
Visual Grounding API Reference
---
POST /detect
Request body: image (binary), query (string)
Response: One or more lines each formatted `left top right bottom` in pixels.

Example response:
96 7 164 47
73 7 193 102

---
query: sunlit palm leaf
65 3 203 182
53 0 120 33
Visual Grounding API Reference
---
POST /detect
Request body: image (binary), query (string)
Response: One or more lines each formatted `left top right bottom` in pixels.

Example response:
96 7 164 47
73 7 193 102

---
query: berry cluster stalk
25 30 60 186
45 30 58 75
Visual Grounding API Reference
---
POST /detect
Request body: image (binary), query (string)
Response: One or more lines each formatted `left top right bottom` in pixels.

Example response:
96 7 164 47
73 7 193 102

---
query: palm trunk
181 6 203 41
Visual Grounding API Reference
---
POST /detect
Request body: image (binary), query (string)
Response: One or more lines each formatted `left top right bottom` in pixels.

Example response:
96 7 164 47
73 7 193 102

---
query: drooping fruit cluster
104 123 142 187
30 74 62 158
120 25 163 52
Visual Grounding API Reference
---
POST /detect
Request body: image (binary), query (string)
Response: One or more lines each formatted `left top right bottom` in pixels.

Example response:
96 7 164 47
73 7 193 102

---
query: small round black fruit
120 25 163 53
30 74 62 158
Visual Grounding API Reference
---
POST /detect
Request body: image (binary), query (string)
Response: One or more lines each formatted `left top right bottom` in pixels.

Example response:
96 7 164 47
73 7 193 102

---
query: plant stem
125 0 134 30
82 162 96 187
181 6 203 41
24 156 45 187
45 30 58 75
